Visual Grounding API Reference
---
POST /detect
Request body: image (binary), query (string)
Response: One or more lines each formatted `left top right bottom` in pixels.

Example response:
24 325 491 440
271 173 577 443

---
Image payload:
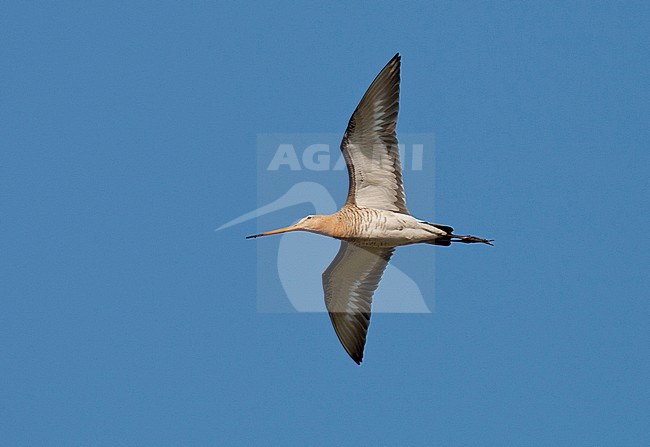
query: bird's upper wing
340 53 408 214
322 241 395 364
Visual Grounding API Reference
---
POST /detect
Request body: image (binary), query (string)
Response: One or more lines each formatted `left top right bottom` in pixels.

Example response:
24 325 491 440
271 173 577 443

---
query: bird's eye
307 216 312 220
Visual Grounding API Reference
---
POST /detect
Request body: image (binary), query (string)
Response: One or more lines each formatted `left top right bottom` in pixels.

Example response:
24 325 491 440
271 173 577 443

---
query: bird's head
246 214 331 239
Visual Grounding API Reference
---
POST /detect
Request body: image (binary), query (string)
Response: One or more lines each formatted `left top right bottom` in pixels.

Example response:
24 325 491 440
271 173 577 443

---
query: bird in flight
248 54 492 364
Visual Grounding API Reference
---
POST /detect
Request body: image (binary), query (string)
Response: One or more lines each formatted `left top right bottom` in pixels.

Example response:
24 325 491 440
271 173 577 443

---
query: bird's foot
451 234 494 246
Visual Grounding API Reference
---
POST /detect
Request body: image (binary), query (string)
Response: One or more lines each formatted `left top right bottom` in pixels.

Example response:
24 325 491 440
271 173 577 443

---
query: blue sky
2 1 649 445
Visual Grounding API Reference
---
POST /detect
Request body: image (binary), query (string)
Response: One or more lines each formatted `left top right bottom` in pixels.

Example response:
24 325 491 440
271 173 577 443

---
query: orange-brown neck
298 213 346 238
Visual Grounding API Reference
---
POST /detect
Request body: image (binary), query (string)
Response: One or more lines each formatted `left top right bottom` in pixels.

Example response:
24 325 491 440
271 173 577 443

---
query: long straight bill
246 224 297 239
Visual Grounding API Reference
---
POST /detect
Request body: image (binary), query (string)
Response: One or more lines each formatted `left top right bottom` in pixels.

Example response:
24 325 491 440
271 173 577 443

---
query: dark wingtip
347 349 363 365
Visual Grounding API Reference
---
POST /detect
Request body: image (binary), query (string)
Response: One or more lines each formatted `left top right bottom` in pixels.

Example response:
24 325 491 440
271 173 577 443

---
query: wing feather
340 53 408 214
322 241 394 364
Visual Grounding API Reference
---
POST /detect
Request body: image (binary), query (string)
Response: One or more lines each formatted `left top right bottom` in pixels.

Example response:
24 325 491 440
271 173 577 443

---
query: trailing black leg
450 234 494 245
